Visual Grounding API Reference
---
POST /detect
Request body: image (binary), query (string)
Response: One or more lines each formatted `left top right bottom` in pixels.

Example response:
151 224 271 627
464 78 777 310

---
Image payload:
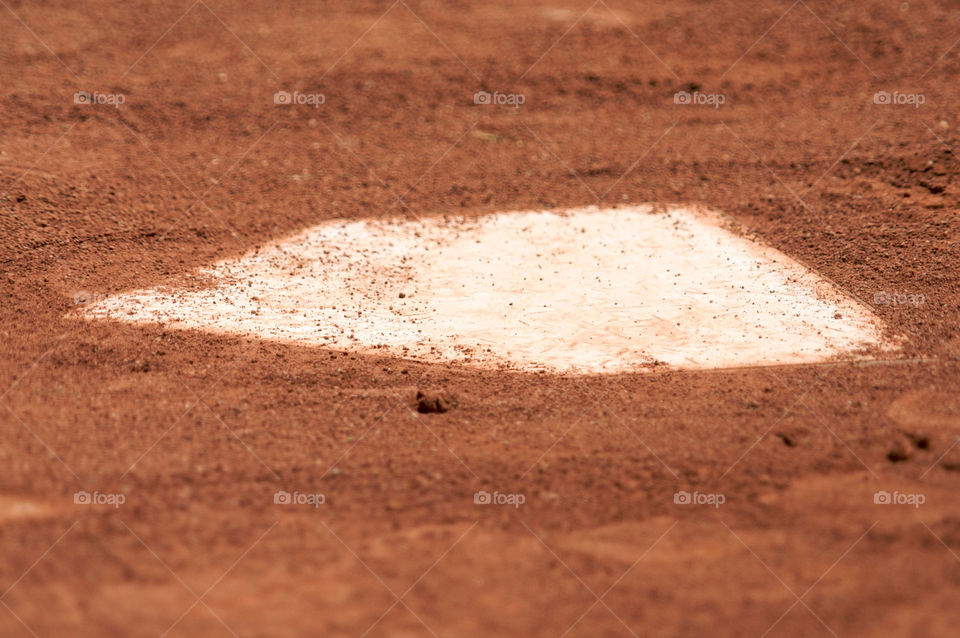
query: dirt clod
906 433 930 450
130 359 151 373
887 444 911 463
776 432 796 447
416 390 457 414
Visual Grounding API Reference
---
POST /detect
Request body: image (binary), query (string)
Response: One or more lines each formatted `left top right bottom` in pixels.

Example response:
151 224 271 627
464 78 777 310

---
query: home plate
79 205 893 374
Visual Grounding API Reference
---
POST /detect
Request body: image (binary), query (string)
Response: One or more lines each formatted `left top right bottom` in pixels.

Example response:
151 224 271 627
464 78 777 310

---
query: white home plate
80 205 891 373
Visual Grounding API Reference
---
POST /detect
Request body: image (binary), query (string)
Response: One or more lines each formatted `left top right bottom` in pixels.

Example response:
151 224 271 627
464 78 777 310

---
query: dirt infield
2 0 960 635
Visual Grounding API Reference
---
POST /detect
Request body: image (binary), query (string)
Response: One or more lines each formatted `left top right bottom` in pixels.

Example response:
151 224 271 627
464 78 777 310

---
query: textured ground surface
2 0 960 636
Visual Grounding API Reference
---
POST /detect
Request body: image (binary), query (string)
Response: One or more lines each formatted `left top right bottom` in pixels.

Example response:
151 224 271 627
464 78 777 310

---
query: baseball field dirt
2 1 960 636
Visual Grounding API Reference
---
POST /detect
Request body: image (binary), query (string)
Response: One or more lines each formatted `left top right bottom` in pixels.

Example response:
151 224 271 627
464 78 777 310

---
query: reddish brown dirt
3 1 960 636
